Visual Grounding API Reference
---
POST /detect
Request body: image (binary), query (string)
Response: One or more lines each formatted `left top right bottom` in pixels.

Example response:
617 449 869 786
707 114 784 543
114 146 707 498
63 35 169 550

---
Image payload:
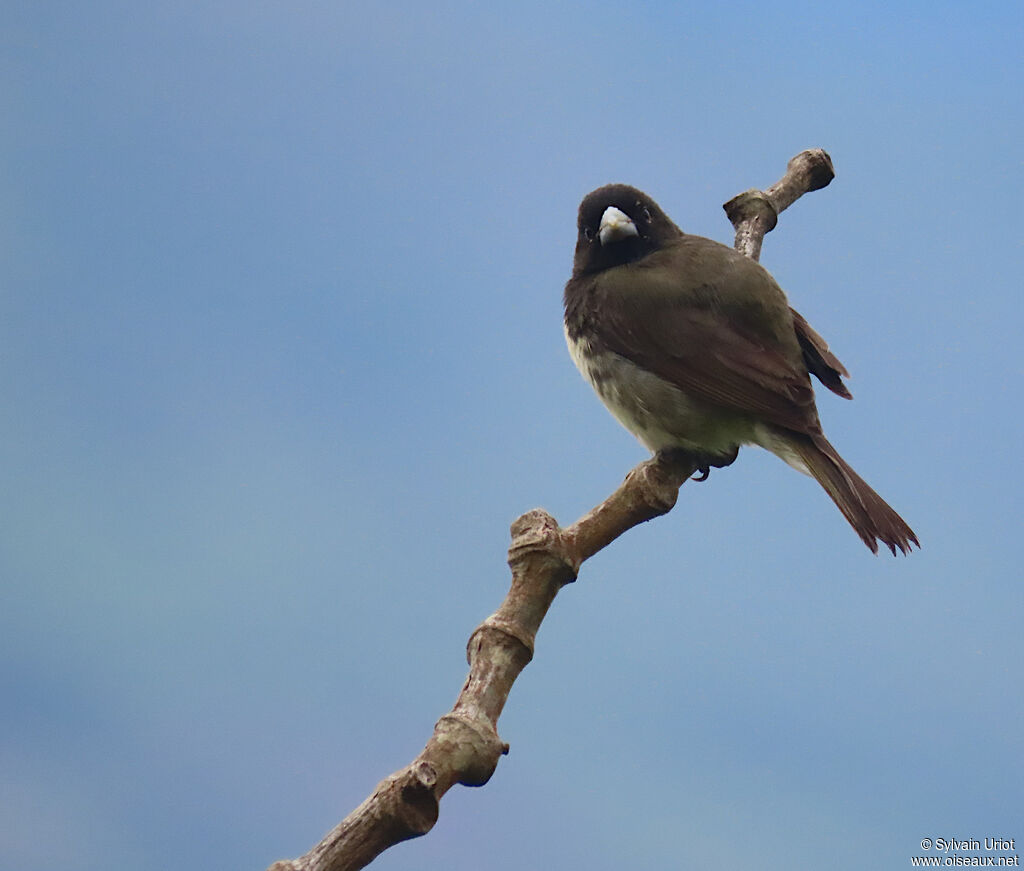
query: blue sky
2 2 1022 869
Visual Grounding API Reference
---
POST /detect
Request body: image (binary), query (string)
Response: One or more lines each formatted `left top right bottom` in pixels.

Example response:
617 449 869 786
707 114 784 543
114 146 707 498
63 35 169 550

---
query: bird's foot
655 446 739 482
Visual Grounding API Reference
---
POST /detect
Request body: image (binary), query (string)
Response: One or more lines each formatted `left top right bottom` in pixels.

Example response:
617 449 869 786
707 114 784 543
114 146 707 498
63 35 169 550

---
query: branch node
507 508 578 583
469 617 535 661
627 454 697 515
723 189 778 233
397 763 440 834
434 713 505 787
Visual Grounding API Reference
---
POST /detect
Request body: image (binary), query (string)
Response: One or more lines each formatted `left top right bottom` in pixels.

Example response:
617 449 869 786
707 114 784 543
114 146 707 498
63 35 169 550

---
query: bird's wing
790 307 852 399
586 244 826 436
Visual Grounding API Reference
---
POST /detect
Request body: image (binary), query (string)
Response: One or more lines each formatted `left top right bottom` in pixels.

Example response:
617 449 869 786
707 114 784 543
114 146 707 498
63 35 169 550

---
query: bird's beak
598 206 639 246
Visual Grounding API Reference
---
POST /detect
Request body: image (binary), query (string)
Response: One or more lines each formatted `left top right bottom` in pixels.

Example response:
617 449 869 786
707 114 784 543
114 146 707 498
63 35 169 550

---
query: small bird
563 183 918 555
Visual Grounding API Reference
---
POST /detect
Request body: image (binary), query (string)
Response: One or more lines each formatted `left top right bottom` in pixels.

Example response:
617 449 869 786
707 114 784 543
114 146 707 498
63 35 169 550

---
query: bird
563 183 918 555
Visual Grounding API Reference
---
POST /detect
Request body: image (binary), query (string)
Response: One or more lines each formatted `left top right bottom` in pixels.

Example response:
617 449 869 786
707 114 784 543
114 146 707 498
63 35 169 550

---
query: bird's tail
791 434 919 555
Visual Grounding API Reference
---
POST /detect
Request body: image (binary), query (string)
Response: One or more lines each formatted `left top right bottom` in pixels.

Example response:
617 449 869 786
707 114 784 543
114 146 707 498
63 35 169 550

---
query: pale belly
566 331 757 457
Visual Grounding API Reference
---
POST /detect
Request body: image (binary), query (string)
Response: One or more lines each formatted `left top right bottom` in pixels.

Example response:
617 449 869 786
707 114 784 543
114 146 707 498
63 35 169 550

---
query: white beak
598 205 639 246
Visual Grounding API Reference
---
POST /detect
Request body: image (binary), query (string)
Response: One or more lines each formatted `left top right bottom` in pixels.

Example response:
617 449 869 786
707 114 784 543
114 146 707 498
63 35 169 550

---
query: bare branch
268 151 834 871
723 148 834 261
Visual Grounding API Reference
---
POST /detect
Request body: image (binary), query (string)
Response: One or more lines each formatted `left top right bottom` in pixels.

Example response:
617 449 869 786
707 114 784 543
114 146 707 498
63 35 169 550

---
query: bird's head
572 184 681 276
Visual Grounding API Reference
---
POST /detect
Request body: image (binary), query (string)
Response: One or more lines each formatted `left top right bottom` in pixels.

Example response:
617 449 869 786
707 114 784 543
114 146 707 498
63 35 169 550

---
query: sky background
3 2 1022 869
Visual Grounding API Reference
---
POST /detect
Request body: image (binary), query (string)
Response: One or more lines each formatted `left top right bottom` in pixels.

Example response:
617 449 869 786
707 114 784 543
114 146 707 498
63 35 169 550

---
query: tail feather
793 435 919 556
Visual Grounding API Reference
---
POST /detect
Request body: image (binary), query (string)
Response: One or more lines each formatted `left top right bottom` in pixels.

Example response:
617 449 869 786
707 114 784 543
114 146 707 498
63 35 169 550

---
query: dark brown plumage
564 183 918 555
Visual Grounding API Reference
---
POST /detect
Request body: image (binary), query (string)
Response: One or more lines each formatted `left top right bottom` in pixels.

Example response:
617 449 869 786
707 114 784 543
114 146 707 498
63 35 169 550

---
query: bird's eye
642 207 652 223
583 226 594 242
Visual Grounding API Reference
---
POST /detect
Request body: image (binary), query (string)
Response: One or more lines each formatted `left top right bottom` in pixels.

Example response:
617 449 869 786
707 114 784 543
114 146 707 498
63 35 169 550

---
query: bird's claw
655 447 737 482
